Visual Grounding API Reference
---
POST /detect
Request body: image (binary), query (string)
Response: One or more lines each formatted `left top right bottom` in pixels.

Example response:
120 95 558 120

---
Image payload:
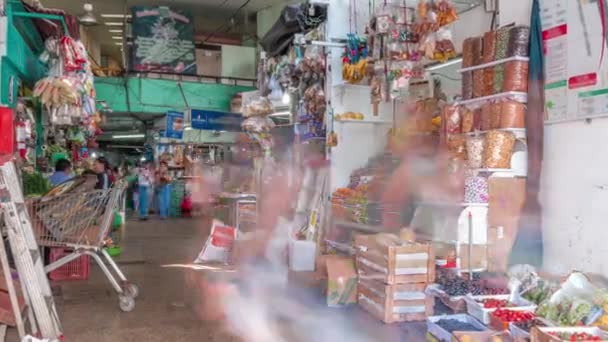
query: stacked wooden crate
354 234 435 323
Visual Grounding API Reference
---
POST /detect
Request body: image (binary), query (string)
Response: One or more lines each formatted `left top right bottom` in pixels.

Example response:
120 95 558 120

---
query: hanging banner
166 111 184 139
190 109 244 132
131 6 196 74
541 0 608 123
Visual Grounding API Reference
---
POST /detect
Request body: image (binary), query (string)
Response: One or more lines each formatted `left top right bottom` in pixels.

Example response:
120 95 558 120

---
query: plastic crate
48 248 90 281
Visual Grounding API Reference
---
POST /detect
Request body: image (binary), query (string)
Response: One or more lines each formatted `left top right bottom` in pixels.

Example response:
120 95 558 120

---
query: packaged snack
499 101 526 128
483 131 516 169
466 136 484 168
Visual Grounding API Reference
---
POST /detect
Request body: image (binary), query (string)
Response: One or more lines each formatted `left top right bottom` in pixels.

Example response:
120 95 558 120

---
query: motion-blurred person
49 158 73 186
156 161 172 219
93 157 112 190
137 162 153 220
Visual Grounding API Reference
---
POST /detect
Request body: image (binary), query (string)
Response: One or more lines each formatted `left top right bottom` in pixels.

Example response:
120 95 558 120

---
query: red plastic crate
48 248 90 281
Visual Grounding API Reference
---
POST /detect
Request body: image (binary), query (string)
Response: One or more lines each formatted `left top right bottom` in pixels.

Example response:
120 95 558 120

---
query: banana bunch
342 59 367 84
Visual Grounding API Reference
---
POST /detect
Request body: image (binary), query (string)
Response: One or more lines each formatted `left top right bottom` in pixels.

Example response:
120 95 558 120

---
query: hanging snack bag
482 130 516 169
195 220 237 264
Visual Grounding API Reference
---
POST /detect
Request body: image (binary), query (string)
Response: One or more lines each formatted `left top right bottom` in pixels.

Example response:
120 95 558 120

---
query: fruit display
335 112 365 121
547 332 603 341
478 298 510 309
492 308 535 322
435 319 485 333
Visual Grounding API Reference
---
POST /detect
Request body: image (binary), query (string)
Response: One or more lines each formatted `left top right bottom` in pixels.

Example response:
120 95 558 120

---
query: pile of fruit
331 186 369 223
491 309 535 323
435 319 484 333
478 298 510 309
547 332 603 341
335 112 365 121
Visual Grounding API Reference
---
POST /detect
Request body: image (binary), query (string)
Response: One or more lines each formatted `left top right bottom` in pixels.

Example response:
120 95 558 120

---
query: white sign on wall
541 0 608 123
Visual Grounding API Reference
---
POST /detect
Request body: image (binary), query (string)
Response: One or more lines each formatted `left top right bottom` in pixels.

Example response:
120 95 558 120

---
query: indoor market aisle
10 218 425 341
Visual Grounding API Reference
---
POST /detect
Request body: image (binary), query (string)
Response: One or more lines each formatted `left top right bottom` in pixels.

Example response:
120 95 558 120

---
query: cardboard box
324 255 357 307
355 234 435 284
358 278 433 324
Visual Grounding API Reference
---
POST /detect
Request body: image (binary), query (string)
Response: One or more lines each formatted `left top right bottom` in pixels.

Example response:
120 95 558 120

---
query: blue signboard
191 109 243 132
166 111 184 139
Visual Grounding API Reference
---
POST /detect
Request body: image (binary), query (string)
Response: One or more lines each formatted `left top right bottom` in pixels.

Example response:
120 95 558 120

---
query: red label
542 24 568 41
569 73 598 89
211 225 236 247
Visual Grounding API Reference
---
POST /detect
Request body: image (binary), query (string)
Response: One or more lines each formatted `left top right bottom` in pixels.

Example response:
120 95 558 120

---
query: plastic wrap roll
466 136 484 168
480 104 493 131
507 26 530 57
503 61 529 92
464 176 489 203
463 37 482 67
483 130 516 168
494 27 511 93
482 31 497 63
462 71 473 99
499 101 526 128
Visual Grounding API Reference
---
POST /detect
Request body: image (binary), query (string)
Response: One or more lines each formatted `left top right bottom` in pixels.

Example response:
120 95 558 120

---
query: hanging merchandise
342 34 369 84
241 116 276 155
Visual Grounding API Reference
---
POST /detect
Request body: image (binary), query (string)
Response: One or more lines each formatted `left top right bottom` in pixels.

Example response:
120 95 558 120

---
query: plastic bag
444 105 461 134
482 130 516 168
242 97 274 117
499 101 526 128
195 220 237 264
465 136 484 168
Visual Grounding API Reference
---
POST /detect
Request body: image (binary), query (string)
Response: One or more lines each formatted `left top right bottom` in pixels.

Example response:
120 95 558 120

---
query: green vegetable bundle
22 172 51 197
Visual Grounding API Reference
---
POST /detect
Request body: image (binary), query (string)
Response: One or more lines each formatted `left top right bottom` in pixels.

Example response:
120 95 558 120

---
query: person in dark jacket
93 157 112 190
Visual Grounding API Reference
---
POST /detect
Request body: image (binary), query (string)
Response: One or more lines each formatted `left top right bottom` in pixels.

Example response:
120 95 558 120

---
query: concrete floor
9 218 427 341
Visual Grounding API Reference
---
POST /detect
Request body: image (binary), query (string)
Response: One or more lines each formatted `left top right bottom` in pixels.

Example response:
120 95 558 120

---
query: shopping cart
25 181 138 312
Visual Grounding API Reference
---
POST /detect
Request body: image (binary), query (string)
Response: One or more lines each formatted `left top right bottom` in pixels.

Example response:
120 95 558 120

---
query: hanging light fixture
78 3 99 26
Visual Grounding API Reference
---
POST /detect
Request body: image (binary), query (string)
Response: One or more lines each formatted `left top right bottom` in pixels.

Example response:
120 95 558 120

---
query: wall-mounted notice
541 0 608 123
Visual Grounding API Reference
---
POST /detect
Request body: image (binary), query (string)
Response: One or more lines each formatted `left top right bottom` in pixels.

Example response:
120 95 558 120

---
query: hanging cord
353 0 358 34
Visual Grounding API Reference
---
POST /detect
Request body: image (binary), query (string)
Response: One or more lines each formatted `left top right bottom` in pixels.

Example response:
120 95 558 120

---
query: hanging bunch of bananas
342 59 368 84
342 33 369 84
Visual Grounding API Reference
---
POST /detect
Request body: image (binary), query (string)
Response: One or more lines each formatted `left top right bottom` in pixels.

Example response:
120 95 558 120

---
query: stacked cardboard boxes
354 234 435 323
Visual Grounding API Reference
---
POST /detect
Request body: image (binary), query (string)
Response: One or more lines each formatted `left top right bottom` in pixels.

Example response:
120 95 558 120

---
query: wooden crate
354 234 435 284
357 278 434 324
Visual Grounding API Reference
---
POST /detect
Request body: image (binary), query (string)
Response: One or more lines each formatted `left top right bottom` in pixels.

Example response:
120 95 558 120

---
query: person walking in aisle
138 162 154 220
94 157 112 190
156 161 172 220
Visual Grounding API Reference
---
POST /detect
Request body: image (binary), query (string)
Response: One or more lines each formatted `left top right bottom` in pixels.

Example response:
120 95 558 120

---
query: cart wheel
119 295 135 312
124 283 139 299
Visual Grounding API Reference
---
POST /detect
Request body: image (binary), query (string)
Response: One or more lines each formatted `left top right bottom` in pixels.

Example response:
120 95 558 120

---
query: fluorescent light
282 92 291 105
109 29 123 33
104 22 124 26
140 156 146 161
101 14 131 18
91 152 97 158
114 42 123 46
112 36 122 40
425 58 463 71
184 126 193 131
112 134 145 139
